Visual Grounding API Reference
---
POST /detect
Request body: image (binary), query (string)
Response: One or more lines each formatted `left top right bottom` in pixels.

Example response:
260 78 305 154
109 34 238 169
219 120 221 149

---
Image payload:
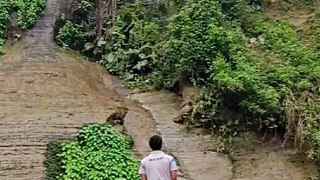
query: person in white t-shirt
139 135 178 180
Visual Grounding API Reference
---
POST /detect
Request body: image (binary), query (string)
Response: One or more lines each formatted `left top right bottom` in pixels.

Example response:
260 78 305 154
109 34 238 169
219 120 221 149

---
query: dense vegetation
45 123 139 180
0 0 46 54
56 0 320 161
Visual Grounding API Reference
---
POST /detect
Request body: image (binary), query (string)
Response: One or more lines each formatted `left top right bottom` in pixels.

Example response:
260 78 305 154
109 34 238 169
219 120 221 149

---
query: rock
106 107 128 125
112 124 126 134
173 115 184 123
180 102 193 118
172 79 201 124
13 34 21 41
249 37 257 44
173 101 193 124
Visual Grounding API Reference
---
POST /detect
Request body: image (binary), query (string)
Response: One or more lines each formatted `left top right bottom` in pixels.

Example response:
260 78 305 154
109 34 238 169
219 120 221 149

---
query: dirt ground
184 130 319 180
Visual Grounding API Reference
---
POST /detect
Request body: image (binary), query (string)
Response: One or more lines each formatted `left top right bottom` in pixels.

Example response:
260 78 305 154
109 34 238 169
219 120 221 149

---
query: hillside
54 0 320 162
1 0 320 179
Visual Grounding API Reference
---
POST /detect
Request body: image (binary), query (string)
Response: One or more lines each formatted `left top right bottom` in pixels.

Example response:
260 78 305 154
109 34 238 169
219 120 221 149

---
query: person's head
149 135 162 151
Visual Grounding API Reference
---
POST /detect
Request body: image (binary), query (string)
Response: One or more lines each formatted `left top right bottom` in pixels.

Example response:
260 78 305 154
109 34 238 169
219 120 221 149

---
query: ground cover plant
0 0 46 54
45 123 140 180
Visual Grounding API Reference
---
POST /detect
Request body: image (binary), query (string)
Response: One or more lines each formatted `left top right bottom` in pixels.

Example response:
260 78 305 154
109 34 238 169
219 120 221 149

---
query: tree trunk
96 0 103 42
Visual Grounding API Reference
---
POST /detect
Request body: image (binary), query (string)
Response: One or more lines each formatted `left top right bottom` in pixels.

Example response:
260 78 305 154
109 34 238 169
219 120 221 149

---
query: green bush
52 0 320 162
57 21 94 50
101 1 162 88
0 0 46 54
0 0 12 54
78 123 132 151
45 123 140 180
45 141 67 180
17 0 46 29
154 0 282 132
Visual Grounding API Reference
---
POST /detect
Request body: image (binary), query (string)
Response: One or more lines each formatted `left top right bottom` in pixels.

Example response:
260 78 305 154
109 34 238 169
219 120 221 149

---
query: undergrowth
0 0 46 54
56 0 320 161
45 123 139 180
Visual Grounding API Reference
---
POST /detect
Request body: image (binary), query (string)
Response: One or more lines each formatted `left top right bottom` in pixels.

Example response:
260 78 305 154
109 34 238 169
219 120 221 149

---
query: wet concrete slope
0 0 125 179
125 91 233 180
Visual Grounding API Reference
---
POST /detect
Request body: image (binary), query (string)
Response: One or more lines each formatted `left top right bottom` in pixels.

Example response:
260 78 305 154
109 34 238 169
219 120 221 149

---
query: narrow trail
124 91 233 180
123 90 318 180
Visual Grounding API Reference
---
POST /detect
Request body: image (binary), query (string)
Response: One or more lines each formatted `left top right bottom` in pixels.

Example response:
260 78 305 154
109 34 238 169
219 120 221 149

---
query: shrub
0 0 13 54
101 1 162 88
45 123 140 180
17 0 46 29
155 0 282 132
52 0 320 162
0 0 46 54
57 21 93 50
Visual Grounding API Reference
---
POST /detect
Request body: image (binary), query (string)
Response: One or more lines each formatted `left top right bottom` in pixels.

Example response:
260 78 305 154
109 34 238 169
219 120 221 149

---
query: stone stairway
124 91 233 180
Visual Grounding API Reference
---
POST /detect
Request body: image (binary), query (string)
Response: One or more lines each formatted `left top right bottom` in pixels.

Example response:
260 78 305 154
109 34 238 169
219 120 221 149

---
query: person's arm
170 157 178 180
170 170 177 180
139 162 147 180
141 174 147 180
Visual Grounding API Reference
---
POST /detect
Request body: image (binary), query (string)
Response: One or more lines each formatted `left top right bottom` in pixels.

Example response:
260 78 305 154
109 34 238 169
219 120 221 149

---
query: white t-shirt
139 151 178 180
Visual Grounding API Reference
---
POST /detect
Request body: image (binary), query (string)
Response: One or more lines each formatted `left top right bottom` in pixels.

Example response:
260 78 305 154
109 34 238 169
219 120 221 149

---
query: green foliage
78 123 132 151
218 0 255 22
250 17 320 159
0 0 46 54
55 0 96 52
156 0 283 132
45 123 139 180
0 0 13 55
78 0 94 14
54 1 164 89
100 1 162 88
45 141 65 180
17 0 46 29
57 21 94 50
158 0 226 85
153 0 320 156
53 0 320 162
167 0 187 8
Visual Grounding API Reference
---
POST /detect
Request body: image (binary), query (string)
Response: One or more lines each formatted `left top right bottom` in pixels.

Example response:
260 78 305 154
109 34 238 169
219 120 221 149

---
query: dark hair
149 135 162 150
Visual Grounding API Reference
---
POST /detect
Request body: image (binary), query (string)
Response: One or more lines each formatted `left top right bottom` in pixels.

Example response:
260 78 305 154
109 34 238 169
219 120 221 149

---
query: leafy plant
0 0 46 54
57 21 94 49
78 123 132 151
45 141 65 180
101 1 162 86
17 0 46 29
45 123 139 180
78 0 94 14
0 0 13 55
52 0 320 162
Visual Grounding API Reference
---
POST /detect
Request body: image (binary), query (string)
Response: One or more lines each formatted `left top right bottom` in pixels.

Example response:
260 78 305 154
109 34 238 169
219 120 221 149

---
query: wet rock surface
126 91 233 180
0 0 125 178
